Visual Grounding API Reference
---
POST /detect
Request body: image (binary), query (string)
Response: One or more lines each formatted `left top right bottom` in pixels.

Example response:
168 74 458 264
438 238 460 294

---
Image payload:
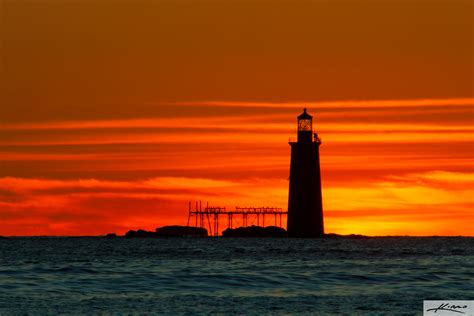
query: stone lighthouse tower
287 108 324 237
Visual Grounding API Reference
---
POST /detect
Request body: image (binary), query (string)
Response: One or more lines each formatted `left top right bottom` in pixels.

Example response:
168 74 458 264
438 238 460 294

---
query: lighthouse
287 108 324 237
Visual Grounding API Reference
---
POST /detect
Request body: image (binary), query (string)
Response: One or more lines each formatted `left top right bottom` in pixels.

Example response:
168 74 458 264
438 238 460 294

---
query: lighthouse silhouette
287 108 324 237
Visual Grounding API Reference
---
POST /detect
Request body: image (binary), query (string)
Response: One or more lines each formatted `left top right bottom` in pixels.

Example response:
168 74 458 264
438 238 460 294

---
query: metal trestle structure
187 201 287 236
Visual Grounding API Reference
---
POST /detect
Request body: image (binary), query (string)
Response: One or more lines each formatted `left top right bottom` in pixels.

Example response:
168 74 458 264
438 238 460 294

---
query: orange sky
1 0 473 236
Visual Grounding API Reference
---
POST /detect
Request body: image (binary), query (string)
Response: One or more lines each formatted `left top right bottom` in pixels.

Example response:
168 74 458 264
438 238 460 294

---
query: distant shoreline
2 225 473 238
1 235 473 238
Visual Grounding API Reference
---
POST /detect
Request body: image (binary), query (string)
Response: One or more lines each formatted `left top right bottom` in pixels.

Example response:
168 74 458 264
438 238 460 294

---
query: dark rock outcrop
222 225 287 237
325 233 370 239
155 226 207 237
125 226 208 238
105 233 117 238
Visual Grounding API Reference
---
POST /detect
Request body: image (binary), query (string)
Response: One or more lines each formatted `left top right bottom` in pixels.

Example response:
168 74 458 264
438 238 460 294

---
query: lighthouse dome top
297 108 313 134
297 108 312 120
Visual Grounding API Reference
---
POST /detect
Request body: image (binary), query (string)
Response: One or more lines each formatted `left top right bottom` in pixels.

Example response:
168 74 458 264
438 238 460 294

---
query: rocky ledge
124 225 208 238
222 225 287 237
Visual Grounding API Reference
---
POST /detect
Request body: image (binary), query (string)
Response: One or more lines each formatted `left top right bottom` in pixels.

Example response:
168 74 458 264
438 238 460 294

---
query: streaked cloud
175 98 474 108
1 170 472 236
0 98 472 236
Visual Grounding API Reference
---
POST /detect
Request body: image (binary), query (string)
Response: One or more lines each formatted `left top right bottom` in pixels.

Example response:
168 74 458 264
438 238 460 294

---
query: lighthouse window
298 119 312 131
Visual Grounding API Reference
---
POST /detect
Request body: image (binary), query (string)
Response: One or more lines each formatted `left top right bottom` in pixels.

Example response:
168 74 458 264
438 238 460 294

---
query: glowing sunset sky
1 0 473 236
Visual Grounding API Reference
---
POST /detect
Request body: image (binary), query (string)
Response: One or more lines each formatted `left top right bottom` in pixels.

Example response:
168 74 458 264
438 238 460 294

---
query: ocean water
0 237 473 315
